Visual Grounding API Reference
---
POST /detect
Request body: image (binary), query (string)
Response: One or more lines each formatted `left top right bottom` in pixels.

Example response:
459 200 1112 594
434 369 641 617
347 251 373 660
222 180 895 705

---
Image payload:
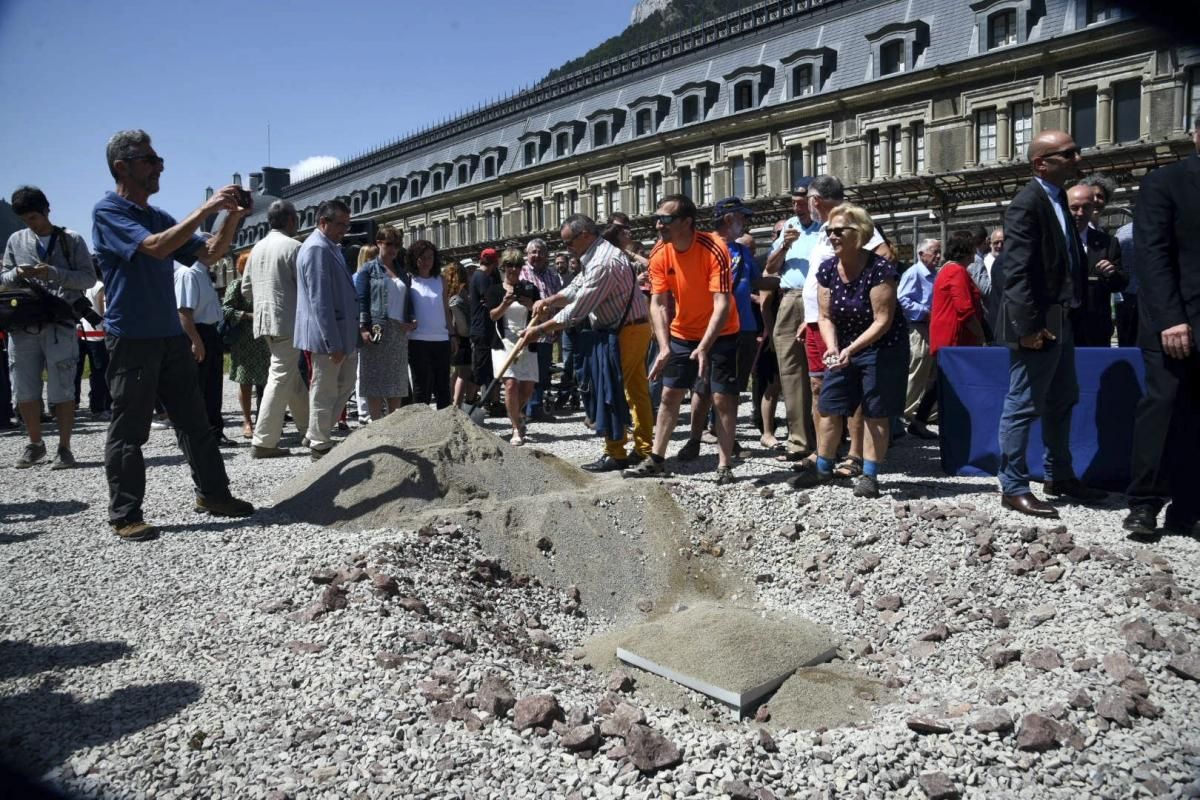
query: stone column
879 128 892 179
900 126 914 177
963 117 977 168
1172 79 1186 135
1097 86 1114 146
861 134 872 181
996 107 1011 162
803 143 814 177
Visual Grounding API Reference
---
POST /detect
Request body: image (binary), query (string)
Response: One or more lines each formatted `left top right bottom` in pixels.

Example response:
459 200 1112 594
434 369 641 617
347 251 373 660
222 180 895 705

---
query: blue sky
0 0 631 237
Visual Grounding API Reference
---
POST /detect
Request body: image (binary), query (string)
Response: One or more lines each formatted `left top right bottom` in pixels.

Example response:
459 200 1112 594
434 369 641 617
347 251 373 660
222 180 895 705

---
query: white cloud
288 155 341 181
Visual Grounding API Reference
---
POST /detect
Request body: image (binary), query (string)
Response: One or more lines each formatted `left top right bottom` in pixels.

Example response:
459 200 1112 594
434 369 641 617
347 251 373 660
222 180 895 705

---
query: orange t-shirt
648 230 740 341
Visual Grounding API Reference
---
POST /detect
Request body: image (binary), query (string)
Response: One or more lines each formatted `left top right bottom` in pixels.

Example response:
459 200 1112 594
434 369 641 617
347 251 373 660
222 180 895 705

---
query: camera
234 187 252 209
512 281 540 302
72 296 103 327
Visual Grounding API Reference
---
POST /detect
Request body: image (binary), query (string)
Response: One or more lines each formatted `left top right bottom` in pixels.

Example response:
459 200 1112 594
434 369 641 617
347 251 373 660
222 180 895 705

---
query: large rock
1016 713 1067 751
513 694 563 731
969 707 1014 736
624 724 682 773
918 771 960 799
475 676 515 717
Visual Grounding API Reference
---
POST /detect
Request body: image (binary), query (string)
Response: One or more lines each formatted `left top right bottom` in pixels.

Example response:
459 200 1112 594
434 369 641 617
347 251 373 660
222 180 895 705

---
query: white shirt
409 275 447 341
174 263 222 326
802 224 885 324
386 275 408 321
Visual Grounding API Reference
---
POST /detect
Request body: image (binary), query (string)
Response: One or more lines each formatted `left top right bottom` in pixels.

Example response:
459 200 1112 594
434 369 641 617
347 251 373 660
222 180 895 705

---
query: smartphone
234 187 252 209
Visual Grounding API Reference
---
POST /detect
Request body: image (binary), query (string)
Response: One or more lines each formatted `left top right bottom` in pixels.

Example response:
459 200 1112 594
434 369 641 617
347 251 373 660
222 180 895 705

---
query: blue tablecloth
937 346 1145 490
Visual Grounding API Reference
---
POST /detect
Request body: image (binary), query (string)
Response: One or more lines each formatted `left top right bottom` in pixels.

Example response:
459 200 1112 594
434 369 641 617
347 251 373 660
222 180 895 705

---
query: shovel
467 313 543 425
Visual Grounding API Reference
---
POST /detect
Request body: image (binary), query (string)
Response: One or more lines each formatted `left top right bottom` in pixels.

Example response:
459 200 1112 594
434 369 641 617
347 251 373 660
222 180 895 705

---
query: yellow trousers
605 322 654 460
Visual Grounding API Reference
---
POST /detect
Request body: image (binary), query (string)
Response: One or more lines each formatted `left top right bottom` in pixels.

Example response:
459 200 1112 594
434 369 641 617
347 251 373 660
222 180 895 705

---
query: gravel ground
1 382 1198 800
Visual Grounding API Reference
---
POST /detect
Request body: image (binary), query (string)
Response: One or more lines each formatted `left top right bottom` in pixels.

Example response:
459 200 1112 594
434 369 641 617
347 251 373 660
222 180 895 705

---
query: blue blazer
294 229 358 354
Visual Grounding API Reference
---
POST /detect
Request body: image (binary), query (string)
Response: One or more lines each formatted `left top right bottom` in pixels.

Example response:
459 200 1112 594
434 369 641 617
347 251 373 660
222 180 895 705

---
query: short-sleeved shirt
768 217 822 290
468 268 500 338
804 224 885 324
816 253 906 351
648 230 740 341
174 263 222 325
728 240 761 333
92 191 204 338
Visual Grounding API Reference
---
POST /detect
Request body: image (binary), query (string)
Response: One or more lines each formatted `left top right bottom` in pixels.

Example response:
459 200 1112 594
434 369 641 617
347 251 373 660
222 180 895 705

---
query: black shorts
663 334 739 396
470 336 493 386
818 342 908 418
734 330 760 394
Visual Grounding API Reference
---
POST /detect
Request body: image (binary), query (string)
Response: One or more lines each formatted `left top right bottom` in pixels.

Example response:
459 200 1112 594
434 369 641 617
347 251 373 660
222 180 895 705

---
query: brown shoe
250 445 291 459
1001 493 1060 518
1043 479 1107 504
112 520 159 542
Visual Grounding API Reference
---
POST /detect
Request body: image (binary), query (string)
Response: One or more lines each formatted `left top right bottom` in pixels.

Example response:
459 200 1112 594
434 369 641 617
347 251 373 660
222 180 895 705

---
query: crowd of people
1 123 1196 542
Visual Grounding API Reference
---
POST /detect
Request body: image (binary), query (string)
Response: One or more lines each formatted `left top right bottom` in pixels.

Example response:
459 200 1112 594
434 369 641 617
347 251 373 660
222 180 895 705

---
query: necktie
1053 192 1083 307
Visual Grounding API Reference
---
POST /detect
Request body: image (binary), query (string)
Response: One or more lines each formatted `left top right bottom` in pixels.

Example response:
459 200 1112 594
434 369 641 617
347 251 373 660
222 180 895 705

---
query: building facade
227 0 1198 275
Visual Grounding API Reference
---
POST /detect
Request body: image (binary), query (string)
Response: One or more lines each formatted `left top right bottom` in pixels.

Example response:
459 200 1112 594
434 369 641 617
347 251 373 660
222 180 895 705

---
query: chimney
261 166 291 197
232 172 242 187
248 172 264 193
205 186 214 200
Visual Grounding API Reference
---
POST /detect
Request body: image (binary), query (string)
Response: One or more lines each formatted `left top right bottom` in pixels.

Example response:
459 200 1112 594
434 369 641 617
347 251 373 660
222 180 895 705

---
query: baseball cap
791 177 812 195
712 196 754 220
479 247 499 264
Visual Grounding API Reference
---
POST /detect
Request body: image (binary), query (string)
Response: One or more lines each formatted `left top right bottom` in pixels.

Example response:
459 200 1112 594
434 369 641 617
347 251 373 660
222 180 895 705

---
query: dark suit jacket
1134 153 1200 352
996 178 1086 345
1070 226 1128 346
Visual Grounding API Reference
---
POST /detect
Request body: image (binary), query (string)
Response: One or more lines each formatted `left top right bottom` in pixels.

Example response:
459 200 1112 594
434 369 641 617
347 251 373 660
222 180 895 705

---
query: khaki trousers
307 352 358 450
904 321 936 421
253 336 310 449
772 290 814 454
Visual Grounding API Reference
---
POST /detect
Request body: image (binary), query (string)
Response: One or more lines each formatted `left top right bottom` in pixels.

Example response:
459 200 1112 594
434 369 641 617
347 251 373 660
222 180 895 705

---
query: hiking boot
853 474 880 499
112 520 158 542
250 445 291 459
675 438 701 461
714 466 735 486
50 447 76 470
195 494 255 517
16 441 46 469
623 458 668 479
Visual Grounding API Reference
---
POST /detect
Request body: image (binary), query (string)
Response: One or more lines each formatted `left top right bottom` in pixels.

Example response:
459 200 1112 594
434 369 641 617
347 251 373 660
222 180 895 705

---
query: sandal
774 449 811 463
834 456 863 479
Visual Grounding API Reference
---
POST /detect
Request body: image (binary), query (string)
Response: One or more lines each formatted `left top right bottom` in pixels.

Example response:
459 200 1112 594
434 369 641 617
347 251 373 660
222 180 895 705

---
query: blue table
936 346 1145 490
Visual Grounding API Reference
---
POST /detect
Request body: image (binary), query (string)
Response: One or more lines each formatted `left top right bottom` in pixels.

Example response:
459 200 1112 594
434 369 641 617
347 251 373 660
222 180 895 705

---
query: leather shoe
1043 478 1106 503
1122 506 1158 537
581 455 628 472
1163 515 1200 538
906 421 938 440
1001 493 1060 518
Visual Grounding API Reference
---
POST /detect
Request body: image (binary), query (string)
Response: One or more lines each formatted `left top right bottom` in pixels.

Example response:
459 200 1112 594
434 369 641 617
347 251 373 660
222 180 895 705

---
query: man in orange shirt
624 194 740 484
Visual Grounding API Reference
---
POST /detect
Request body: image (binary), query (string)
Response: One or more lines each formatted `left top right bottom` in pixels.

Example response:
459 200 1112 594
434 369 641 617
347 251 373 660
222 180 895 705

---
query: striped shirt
520 262 563 343
554 237 648 330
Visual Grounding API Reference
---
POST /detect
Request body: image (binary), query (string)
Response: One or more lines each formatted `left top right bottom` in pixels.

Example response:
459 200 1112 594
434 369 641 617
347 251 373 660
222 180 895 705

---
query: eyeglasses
826 226 854 238
126 153 164 167
653 214 679 226
1041 146 1081 160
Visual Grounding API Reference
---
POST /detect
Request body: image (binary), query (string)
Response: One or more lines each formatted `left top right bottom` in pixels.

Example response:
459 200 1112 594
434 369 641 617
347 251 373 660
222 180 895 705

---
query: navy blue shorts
818 342 908 418
663 334 739 396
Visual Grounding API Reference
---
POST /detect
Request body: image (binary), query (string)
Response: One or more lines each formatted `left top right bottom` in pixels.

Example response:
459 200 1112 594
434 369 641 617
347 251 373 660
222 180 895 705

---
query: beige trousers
772 290 815 454
904 321 936 421
307 352 358 450
253 336 311 449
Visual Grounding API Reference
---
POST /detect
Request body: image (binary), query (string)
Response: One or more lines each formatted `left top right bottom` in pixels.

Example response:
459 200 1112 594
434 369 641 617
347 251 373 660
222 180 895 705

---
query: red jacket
930 261 984 355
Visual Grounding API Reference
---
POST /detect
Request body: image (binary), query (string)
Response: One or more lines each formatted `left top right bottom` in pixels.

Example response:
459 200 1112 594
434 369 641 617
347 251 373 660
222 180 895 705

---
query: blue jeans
997 328 1079 495
525 342 553 414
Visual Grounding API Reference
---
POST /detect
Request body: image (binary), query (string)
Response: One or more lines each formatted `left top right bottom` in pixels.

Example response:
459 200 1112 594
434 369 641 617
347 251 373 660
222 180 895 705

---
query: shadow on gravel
0 680 203 773
0 640 131 679
0 500 88 525
156 518 253 534
0 531 45 545
883 478 995 499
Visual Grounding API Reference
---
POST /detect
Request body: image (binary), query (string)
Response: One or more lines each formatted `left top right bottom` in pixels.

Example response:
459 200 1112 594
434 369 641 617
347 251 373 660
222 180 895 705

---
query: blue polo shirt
728 240 760 333
768 216 822 289
92 191 204 338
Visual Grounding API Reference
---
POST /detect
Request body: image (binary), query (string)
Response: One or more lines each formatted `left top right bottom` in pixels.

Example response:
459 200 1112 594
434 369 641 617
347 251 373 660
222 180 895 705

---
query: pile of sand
271 406 735 621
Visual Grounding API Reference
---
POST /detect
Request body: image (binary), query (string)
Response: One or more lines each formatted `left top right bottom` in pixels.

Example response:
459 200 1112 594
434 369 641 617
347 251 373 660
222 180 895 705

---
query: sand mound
271 406 735 621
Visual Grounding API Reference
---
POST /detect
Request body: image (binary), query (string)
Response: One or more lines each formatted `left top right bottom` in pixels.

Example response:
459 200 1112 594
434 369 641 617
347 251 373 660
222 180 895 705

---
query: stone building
225 0 1198 278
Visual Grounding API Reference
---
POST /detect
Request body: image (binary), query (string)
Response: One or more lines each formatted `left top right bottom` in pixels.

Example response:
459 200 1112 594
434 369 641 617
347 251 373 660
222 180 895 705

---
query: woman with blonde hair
223 251 270 438
483 248 541 445
790 203 908 498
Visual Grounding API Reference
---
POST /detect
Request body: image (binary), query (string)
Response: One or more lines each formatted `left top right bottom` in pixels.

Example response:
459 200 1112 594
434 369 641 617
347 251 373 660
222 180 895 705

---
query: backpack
0 228 76 332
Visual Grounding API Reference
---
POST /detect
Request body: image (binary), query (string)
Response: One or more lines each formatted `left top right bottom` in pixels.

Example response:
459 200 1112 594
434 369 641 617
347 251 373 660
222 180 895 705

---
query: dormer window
733 81 754 111
556 131 570 157
479 146 506 180
432 172 443 192
988 9 1017 48
867 21 929 79
389 185 400 204
1086 0 1120 24
682 96 700 123
636 108 653 135
586 108 624 148
629 94 670 138
593 120 609 147
484 156 496 178
793 65 814 96
972 1 1042 52
457 164 469 184
524 141 538 166
782 47 837 99
722 66 774 113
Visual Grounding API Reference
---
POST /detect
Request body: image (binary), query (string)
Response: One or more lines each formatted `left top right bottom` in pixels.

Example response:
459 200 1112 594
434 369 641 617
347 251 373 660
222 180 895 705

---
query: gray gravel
1 385 1198 799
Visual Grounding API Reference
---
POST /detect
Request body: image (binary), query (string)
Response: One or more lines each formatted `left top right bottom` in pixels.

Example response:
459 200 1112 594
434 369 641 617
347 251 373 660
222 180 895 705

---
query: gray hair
105 129 151 180
316 199 350 223
267 200 297 231
917 238 941 255
808 175 844 202
525 237 548 252
1081 173 1118 203
562 214 600 238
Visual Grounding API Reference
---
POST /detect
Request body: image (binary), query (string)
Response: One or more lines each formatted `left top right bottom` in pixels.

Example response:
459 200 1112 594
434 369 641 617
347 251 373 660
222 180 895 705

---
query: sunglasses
826 226 854 238
653 214 680 226
127 154 164 167
1041 146 1081 160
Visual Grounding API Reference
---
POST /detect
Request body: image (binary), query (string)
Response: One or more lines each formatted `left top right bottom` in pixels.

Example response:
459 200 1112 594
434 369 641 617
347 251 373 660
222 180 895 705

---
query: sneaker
715 466 735 486
623 458 668 479
16 441 47 469
49 447 76 470
195 494 255 517
853 475 880 499
676 438 702 461
250 445 291 459
112 520 158 542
